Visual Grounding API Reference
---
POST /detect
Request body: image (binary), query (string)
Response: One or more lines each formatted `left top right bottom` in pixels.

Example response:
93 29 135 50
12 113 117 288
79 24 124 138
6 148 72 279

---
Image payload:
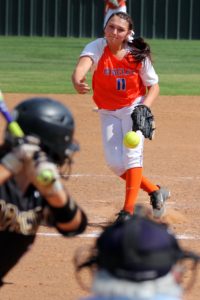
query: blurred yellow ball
37 170 54 185
123 131 140 148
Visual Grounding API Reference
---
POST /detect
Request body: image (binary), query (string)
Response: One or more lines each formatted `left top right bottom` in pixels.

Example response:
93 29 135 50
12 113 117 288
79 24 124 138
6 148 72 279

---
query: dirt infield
0 94 200 300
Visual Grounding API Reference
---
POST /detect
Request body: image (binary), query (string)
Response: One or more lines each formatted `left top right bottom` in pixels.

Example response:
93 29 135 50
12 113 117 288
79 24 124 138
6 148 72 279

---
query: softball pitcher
0 97 87 285
72 12 170 223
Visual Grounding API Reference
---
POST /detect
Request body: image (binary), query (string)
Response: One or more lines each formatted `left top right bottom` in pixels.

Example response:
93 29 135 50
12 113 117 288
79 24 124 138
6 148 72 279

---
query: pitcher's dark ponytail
128 37 152 62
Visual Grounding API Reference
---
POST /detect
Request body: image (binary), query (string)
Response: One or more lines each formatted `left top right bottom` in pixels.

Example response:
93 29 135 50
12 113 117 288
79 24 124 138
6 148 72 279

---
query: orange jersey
92 46 146 109
80 38 158 110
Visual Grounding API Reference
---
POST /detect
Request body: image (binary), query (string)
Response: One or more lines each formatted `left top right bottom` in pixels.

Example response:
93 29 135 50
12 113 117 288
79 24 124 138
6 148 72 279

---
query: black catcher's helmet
11 97 79 165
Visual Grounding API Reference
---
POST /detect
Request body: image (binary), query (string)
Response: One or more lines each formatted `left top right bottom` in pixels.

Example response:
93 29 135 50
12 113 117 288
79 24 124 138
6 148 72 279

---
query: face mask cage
73 245 99 292
174 256 200 291
38 138 79 180
59 154 75 180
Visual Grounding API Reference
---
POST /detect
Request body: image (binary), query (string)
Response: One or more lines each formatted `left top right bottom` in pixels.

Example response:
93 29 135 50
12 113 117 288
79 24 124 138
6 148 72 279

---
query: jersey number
116 78 126 91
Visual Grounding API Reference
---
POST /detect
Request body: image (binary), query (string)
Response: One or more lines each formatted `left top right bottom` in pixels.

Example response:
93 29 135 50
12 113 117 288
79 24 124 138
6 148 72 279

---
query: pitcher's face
104 15 130 47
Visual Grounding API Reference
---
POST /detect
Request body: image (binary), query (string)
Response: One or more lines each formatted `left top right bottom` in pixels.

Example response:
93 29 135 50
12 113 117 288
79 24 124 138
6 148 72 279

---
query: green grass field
0 37 200 95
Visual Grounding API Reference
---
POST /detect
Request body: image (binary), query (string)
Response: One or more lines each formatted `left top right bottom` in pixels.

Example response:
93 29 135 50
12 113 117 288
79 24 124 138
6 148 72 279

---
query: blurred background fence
0 0 199 39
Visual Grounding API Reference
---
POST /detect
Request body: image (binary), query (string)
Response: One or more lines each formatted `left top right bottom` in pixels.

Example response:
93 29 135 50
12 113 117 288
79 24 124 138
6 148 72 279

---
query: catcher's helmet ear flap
11 97 79 164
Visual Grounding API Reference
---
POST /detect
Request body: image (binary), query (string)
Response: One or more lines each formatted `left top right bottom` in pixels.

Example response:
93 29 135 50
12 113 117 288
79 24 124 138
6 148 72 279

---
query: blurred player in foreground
104 0 127 28
75 207 200 300
0 97 87 286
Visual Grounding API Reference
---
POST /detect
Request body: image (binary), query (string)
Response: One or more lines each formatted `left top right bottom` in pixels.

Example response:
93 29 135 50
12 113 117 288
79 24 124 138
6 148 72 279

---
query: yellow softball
123 131 140 148
36 170 54 185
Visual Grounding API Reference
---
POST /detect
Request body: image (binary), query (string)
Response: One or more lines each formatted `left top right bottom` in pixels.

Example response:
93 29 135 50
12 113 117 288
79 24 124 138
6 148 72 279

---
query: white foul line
36 232 99 238
36 231 200 240
64 173 200 181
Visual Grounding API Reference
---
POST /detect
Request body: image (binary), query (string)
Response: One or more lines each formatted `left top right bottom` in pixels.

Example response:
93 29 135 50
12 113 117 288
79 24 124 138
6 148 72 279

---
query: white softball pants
98 98 144 176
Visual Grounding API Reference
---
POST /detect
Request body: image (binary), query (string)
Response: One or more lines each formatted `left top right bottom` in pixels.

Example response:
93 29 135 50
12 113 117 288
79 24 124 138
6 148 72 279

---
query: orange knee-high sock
123 167 142 214
140 176 159 194
120 173 159 194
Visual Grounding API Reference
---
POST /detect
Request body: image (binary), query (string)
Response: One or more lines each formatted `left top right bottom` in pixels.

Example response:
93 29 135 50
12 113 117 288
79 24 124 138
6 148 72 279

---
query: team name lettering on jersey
104 68 135 76
0 199 42 235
